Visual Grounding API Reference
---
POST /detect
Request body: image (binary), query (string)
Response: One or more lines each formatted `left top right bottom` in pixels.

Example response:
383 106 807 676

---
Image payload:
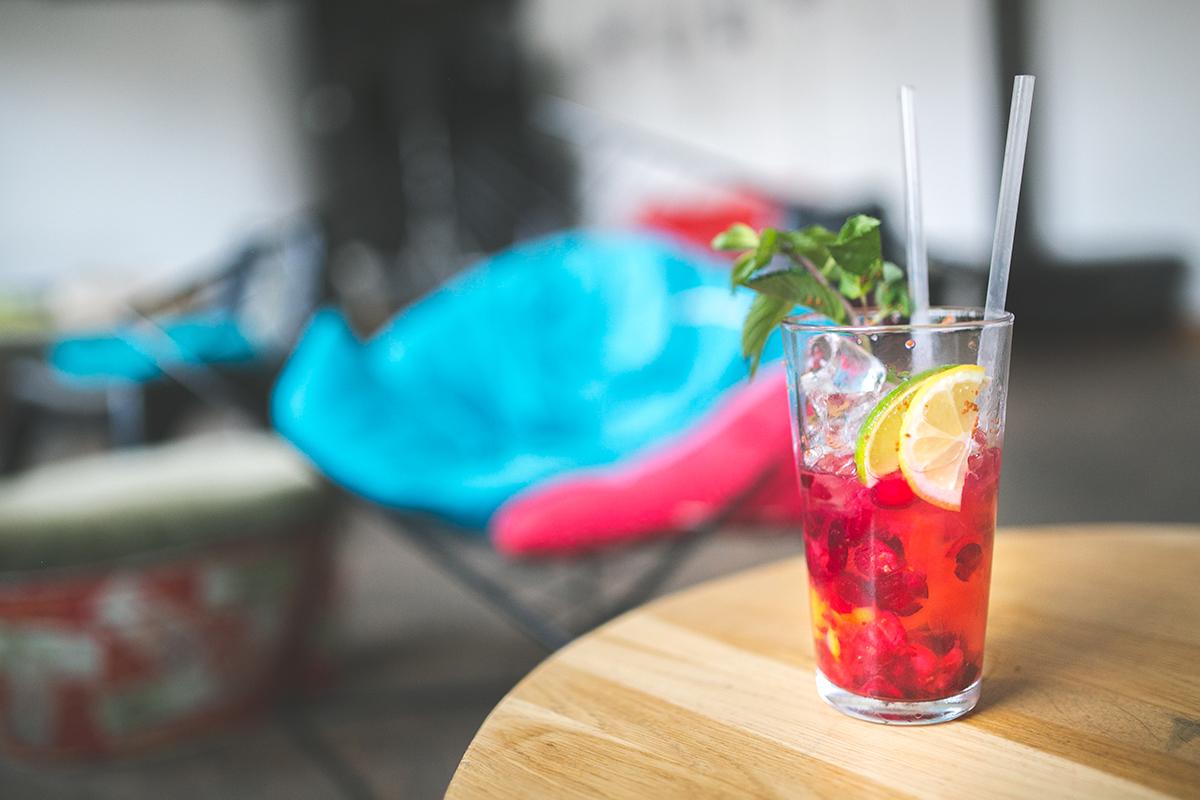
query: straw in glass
985 75 1036 319
899 85 930 326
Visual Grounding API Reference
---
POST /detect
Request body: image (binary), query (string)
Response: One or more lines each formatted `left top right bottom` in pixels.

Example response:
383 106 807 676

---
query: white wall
520 0 998 265
5 0 1197 319
1028 0 1200 317
0 0 311 301
522 0 1200 320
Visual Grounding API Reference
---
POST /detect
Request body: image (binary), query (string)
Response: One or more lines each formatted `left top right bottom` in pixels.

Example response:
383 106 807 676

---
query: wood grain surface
447 525 1200 799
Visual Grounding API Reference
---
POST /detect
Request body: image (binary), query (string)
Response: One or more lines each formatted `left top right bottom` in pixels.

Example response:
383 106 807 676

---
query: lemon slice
897 365 986 510
854 366 953 487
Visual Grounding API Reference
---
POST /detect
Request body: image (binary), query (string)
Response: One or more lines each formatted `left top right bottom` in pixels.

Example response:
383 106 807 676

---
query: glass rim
781 306 1014 335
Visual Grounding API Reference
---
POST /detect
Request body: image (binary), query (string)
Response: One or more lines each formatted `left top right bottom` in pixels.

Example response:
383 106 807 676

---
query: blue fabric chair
270 230 790 650
50 314 258 386
272 230 782 530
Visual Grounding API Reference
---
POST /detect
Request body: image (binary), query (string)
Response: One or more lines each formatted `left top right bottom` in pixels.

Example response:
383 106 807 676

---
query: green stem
788 250 861 326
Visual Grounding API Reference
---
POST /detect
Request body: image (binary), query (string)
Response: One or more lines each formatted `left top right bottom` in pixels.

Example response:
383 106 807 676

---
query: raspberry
842 507 872 546
904 643 940 683
845 613 907 686
817 638 851 687
924 631 959 656
875 569 928 616
954 542 984 581
958 660 981 688
852 535 906 576
830 574 866 612
855 612 907 656
936 644 965 689
859 675 904 699
871 474 914 508
805 522 848 583
892 640 967 697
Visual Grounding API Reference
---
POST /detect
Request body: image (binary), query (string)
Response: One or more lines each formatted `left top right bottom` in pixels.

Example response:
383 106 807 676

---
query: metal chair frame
380 463 774 652
0 220 325 473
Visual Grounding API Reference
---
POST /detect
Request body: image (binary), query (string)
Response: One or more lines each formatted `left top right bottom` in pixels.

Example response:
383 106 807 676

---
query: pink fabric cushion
490 366 801 556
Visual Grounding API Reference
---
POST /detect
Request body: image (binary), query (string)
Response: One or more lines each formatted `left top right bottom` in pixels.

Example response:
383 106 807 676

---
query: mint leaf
837 271 864 300
799 224 838 245
875 281 911 318
882 260 904 283
834 214 881 244
752 227 779 269
828 214 883 278
712 213 909 378
743 268 807 302
746 269 847 324
780 226 835 268
874 261 912 318
741 293 791 376
782 226 836 252
711 223 759 252
730 252 757 288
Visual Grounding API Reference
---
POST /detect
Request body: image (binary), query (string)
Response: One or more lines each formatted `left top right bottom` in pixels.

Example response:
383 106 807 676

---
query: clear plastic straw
899 85 930 325
985 75 1036 319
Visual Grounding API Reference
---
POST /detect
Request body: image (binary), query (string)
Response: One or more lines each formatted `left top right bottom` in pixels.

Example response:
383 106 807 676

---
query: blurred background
0 0 1197 797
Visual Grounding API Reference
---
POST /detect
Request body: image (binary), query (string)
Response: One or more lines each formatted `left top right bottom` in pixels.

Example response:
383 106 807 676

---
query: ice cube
800 334 888 396
796 334 888 467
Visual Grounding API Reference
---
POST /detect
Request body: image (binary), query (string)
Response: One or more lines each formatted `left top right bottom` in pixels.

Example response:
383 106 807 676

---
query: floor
0 335 1196 799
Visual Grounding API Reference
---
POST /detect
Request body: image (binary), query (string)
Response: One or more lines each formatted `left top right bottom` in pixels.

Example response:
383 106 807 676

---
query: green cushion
0 432 329 571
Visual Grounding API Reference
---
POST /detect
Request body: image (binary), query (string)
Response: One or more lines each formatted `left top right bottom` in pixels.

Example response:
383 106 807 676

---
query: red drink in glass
783 309 1013 723
801 446 1000 702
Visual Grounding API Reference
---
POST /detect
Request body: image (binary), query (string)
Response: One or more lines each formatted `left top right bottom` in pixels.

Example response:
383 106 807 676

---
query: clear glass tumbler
783 308 1013 724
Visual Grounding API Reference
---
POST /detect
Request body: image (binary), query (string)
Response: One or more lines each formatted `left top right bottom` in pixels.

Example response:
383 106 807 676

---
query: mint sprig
712 214 912 374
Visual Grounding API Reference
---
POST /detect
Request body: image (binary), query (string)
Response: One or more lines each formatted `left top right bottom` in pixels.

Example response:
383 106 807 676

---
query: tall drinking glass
783 308 1013 724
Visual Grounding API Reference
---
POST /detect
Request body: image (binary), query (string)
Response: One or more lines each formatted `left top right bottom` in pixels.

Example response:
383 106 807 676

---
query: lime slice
897 365 986 510
854 366 953 487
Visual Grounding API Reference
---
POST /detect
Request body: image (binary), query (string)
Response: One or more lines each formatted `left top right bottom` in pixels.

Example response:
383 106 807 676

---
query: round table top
447 525 1200 799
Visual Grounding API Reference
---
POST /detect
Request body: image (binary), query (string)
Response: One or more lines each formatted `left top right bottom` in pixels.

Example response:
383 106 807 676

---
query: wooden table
447 525 1200 798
